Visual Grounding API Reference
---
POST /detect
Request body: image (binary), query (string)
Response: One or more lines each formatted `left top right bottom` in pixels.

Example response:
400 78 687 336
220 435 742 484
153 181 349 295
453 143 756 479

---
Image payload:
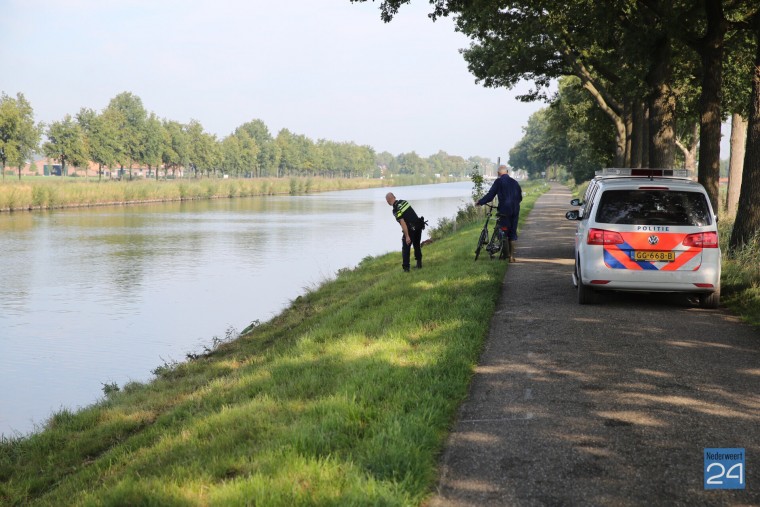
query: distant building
9 158 184 178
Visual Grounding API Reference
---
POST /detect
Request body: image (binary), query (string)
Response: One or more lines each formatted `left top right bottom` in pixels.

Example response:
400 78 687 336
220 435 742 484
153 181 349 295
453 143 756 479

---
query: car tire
698 287 720 309
577 263 598 305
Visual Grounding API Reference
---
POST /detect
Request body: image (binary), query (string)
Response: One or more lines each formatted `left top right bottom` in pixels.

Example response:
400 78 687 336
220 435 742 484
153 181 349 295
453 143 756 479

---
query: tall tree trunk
727 113 747 217
630 102 644 168
642 106 650 168
624 103 633 167
696 0 726 215
675 123 699 171
647 35 677 168
730 28 760 251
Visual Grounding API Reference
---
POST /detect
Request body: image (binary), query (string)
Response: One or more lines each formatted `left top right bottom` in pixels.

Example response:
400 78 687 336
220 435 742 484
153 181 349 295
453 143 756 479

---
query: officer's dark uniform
392 199 423 271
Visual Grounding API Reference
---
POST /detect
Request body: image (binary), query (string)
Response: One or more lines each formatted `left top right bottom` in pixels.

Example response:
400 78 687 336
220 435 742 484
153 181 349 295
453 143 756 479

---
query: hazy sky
1 0 549 161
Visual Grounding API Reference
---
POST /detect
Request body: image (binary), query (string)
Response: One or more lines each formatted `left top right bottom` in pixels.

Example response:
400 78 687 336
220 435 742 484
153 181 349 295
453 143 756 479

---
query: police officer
386 192 423 272
476 165 522 262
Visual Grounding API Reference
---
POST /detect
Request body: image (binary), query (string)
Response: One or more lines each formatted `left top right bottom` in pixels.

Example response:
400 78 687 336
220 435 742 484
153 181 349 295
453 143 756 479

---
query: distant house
11 158 184 179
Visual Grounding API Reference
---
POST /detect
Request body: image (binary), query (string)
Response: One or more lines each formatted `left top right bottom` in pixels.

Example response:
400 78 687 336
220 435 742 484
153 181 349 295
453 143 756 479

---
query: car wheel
698 287 720 309
577 263 598 305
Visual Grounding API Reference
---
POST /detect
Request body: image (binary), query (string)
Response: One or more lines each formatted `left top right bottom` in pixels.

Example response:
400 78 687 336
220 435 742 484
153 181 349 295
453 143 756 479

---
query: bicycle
474 203 510 261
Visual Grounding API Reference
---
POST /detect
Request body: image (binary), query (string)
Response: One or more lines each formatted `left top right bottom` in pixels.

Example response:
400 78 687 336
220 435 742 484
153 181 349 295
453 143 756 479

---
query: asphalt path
430 182 760 506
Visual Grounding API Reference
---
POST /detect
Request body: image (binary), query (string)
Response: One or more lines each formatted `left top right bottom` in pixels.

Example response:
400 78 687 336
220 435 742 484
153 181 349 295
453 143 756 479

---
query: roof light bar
595 168 694 179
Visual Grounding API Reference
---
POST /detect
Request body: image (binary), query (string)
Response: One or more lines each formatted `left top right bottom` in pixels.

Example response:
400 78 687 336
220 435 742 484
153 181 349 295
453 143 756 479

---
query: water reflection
0 182 472 436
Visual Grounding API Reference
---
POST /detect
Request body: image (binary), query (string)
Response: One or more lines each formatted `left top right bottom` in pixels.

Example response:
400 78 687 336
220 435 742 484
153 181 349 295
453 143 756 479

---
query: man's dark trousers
402 227 423 271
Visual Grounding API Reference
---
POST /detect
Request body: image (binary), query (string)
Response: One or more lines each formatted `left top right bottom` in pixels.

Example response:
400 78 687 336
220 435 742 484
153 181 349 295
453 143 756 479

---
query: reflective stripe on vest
395 200 410 219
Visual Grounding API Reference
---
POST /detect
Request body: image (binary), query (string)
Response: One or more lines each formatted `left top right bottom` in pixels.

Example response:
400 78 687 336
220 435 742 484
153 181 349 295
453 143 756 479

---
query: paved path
430 183 760 506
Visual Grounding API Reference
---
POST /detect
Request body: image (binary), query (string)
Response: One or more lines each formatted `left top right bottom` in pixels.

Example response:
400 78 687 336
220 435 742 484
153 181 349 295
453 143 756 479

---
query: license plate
632 250 675 262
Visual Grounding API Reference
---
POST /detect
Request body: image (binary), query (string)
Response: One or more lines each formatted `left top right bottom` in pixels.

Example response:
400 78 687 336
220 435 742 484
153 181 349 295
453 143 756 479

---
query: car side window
583 185 599 220
583 182 596 203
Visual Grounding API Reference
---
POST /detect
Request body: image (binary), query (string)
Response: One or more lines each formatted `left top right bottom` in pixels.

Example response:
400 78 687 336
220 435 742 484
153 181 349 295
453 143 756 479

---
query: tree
546 77 614 180
43 115 88 177
162 120 190 179
354 0 681 169
221 135 244 177
276 128 305 176
375 151 398 176
77 107 118 181
105 92 147 179
352 0 760 210
236 119 276 177
730 15 760 250
726 113 747 217
633 0 760 213
723 28 756 216
509 109 560 178
0 92 41 181
141 113 164 179
185 120 217 178
396 151 428 175
238 131 260 177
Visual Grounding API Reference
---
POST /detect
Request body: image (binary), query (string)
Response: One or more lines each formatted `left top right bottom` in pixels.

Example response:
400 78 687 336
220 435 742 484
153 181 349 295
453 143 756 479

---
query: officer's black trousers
401 227 423 270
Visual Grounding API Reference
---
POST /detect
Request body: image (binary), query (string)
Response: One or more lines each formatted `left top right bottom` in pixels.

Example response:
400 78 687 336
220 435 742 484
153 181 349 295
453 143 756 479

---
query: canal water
0 181 473 436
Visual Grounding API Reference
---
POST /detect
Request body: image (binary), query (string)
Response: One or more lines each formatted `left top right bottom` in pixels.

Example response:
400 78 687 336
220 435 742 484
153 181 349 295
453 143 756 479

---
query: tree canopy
353 0 760 247
0 92 41 181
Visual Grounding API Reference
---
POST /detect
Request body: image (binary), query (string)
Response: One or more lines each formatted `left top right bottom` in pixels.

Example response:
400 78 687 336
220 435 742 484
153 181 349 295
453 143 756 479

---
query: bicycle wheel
487 229 500 260
499 231 510 260
474 227 488 260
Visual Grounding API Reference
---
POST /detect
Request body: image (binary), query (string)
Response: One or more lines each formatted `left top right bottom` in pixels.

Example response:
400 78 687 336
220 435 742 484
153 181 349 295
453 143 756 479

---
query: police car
566 168 721 307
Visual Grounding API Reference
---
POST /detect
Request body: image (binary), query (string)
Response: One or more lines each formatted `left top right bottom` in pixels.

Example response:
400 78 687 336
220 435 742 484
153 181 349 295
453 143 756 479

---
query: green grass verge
719 219 760 326
0 185 546 506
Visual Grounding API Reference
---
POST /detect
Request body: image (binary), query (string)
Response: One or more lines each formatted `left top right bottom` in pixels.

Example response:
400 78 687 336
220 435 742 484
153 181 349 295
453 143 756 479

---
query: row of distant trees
0 91 489 182
356 0 760 250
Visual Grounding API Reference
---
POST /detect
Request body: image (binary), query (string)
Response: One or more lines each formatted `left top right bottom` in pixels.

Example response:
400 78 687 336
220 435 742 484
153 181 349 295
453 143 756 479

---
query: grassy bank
0 184 546 506
719 219 760 326
0 175 448 212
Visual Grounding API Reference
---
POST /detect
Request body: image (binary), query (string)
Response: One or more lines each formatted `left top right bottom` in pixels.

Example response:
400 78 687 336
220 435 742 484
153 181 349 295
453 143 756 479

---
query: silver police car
566 169 721 307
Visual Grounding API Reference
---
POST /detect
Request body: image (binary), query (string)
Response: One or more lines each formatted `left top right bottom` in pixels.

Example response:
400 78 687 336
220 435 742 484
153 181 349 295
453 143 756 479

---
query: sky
0 0 549 162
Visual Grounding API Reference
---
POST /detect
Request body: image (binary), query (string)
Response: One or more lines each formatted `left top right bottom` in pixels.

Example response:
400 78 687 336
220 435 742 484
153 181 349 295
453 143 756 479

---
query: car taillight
683 232 718 248
587 228 624 245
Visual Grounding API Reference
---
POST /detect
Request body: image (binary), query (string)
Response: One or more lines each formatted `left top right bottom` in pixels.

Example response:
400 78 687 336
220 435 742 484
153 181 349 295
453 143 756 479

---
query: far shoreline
0 175 463 213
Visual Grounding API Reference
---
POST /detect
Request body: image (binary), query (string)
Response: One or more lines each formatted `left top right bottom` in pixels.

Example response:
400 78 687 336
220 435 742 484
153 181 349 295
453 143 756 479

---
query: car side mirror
570 198 582 206
566 210 581 221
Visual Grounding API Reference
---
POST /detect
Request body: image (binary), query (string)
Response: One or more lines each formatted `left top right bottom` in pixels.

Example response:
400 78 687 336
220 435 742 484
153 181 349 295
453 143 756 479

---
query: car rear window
595 189 712 226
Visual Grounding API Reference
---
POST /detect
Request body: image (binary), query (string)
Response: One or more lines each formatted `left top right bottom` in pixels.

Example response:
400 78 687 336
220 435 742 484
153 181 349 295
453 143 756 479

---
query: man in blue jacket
476 165 522 262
